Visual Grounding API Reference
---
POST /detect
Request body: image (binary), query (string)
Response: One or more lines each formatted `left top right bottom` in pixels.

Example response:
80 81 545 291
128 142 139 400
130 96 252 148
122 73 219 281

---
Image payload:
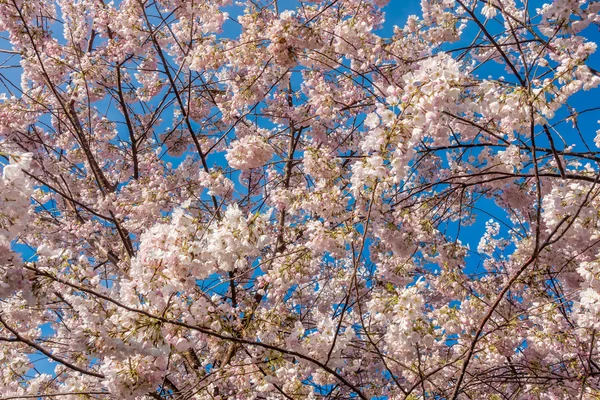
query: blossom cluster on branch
0 0 600 399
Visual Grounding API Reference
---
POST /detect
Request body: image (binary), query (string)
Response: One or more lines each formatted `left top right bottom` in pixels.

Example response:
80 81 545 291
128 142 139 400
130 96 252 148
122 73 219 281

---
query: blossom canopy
0 0 600 399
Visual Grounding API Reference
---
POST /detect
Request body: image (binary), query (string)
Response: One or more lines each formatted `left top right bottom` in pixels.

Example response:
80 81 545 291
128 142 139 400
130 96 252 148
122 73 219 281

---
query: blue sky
3 0 600 391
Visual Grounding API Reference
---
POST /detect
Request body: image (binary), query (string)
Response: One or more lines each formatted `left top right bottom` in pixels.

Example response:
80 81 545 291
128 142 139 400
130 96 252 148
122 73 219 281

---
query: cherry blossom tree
1 0 600 398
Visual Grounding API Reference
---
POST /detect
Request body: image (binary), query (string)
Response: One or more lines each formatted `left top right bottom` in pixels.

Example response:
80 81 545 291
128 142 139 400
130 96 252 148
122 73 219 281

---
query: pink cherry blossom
0 0 599 399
